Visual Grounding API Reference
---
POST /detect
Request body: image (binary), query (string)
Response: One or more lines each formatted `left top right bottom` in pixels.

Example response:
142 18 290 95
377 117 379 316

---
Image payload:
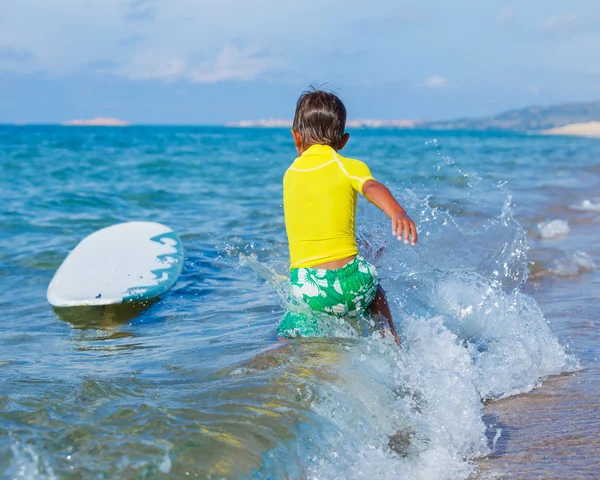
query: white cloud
541 13 580 33
539 12 600 36
118 52 186 81
424 75 448 88
496 8 516 26
0 45 36 74
0 46 34 63
525 85 541 95
188 45 277 83
117 45 278 83
124 0 156 22
0 0 342 78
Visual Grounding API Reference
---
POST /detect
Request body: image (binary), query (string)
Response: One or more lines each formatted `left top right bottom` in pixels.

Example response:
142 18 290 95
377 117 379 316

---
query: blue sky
1 0 600 124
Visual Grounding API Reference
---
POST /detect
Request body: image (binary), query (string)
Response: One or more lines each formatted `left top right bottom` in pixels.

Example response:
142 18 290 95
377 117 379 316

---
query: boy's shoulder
337 151 368 165
336 152 372 172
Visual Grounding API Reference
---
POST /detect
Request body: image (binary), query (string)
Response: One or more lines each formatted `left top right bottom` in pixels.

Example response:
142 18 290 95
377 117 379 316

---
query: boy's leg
369 285 401 346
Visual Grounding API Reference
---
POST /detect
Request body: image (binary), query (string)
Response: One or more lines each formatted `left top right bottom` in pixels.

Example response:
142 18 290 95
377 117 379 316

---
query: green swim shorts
278 254 379 338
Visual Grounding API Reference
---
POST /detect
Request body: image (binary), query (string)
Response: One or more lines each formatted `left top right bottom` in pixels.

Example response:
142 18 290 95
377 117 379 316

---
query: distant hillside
229 100 600 134
424 101 600 132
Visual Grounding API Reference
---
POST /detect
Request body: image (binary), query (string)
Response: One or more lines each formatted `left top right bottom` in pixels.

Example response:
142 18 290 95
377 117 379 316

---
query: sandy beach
61 117 130 127
543 121 600 138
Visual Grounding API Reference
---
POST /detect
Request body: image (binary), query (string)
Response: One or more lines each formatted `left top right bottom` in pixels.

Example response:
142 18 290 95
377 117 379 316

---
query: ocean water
0 126 598 479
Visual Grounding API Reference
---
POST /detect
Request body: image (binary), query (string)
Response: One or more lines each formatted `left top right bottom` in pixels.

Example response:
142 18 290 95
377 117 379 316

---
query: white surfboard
47 222 184 307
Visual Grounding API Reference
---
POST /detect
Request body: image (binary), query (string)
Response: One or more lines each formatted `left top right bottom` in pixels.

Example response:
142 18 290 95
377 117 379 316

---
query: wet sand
476 265 600 478
478 370 600 479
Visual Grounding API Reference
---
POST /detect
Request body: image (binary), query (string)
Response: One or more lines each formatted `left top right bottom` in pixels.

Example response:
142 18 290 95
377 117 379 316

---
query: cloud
541 13 580 32
0 46 34 63
119 52 187 81
540 12 600 37
118 35 146 47
124 0 156 22
496 8 516 26
188 45 278 83
356 11 430 32
526 86 541 95
424 75 448 88
83 59 120 74
117 45 279 83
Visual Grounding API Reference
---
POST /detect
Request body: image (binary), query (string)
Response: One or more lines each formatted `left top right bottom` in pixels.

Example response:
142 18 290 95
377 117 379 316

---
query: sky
1 0 600 124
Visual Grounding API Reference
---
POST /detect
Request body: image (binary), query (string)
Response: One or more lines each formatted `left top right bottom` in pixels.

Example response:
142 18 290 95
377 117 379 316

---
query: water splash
8 442 57 480
240 185 578 479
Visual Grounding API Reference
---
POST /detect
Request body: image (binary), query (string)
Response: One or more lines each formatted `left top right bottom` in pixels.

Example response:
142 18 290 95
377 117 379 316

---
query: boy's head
292 88 349 154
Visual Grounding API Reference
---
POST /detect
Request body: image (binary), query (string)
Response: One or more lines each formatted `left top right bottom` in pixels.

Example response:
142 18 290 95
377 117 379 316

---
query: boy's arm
362 180 418 245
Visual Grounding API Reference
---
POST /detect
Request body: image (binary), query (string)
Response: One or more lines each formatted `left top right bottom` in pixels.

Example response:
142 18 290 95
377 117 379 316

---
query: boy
278 88 417 343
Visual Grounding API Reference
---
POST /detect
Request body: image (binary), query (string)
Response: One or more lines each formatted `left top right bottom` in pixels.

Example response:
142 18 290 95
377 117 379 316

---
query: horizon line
0 123 547 134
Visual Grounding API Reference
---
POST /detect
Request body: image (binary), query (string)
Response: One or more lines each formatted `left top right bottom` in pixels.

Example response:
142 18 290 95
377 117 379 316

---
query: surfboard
47 221 184 307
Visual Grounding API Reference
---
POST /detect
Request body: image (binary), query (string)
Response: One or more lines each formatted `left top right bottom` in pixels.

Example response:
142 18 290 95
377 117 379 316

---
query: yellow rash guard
283 144 375 269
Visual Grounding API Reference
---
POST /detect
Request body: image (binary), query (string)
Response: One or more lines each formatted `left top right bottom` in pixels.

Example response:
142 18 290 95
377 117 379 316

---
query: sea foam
550 251 596 277
537 219 570 239
571 199 600 212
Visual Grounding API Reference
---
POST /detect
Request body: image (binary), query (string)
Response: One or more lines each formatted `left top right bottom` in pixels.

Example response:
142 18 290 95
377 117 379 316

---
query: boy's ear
291 130 303 154
338 133 350 151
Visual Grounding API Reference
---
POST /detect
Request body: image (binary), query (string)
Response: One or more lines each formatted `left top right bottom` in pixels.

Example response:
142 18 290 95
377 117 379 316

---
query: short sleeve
344 158 376 194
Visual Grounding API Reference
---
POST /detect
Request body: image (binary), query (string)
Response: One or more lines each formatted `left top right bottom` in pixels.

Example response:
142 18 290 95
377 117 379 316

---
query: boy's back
283 144 374 270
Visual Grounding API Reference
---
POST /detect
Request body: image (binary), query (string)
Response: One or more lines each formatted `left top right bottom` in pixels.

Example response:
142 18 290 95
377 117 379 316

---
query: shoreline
3 121 600 139
475 187 600 478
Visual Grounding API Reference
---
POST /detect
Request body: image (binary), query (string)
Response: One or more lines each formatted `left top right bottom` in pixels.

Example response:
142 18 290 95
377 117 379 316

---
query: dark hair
292 87 347 148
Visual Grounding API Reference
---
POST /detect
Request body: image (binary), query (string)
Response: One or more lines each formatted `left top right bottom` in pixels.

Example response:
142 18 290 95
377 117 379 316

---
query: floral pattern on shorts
278 254 379 338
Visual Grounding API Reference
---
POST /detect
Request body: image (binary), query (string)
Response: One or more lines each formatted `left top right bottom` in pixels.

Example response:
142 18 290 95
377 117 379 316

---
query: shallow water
476 210 600 479
0 126 598 479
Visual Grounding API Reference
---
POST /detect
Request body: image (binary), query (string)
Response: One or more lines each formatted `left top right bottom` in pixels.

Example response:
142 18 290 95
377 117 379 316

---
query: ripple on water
1 128 599 479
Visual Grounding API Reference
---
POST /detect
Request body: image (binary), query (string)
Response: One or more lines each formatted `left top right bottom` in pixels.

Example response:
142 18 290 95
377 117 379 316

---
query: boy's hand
392 213 417 245
362 180 418 246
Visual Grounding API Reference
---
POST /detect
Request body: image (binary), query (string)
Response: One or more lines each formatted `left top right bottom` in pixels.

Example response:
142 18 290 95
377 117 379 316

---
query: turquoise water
1 126 599 479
